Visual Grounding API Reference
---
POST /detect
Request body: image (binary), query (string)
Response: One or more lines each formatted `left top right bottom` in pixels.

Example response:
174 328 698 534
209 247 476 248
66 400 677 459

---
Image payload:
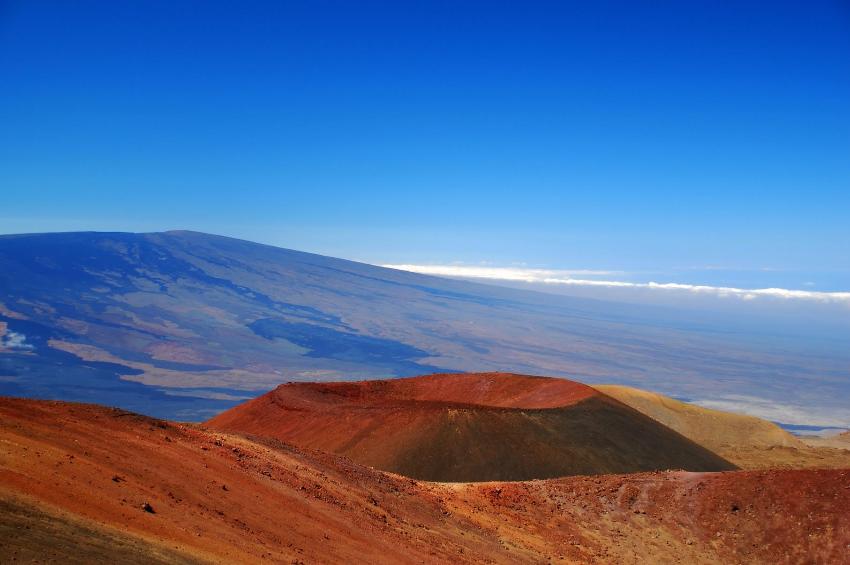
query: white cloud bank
382 264 850 305
383 265 620 281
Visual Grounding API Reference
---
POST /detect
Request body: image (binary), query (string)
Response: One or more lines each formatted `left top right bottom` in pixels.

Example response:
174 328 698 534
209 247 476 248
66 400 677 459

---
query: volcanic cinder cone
208 372 736 481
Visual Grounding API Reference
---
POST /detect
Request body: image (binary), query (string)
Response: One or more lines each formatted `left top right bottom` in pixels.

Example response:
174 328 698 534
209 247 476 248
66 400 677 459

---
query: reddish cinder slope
1 397 847 564
208 373 735 481
0 397 505 564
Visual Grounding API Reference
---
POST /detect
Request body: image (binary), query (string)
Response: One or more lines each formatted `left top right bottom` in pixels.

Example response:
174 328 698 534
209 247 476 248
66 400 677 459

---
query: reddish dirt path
1 396 848 564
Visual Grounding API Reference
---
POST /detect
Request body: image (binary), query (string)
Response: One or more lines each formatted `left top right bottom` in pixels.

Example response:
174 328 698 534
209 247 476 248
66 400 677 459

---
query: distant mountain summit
208 372 736 481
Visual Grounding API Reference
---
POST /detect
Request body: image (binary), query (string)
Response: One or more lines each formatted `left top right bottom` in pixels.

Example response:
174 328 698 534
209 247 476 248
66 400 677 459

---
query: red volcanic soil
209 373 735 481
1 397 848 564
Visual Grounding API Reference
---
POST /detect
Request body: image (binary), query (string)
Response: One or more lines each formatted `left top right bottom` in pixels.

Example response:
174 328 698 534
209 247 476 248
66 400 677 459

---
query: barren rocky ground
2 395 847 564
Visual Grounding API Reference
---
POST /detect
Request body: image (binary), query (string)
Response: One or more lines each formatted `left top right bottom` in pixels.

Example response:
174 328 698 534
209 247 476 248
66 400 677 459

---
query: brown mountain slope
1 397 848 564
208 373 735 481
801 430 850 450
594 385 850 470
593 385 802 450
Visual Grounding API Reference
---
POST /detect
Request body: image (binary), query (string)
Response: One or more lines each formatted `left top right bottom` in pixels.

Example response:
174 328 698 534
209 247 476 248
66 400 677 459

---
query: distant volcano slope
208 373 736 481
3 230 848 426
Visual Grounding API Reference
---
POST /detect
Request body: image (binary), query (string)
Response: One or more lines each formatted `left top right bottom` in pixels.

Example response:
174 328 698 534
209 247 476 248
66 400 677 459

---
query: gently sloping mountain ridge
802 430 850 450
1 396 847 564
594 384 850 470
593 384 802 450
208 373 735 481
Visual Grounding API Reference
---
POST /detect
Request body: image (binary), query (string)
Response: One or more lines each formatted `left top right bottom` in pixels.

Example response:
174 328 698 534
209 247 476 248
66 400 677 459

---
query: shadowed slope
1 397 847 564
209 373 735 481
0 495 200 565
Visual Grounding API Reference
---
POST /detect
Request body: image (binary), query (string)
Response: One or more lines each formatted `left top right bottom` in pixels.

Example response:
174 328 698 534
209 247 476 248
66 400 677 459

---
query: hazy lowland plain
0 230 848 427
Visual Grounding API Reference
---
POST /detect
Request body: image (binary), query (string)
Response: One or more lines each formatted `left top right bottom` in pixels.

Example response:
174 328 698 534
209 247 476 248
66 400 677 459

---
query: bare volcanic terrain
208 373 735 481
1 396 848 564
594 384 850 470
802 431 850 450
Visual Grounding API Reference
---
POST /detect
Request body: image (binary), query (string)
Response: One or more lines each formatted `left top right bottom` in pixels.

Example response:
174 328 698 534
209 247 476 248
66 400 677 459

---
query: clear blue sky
2 1 849 283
